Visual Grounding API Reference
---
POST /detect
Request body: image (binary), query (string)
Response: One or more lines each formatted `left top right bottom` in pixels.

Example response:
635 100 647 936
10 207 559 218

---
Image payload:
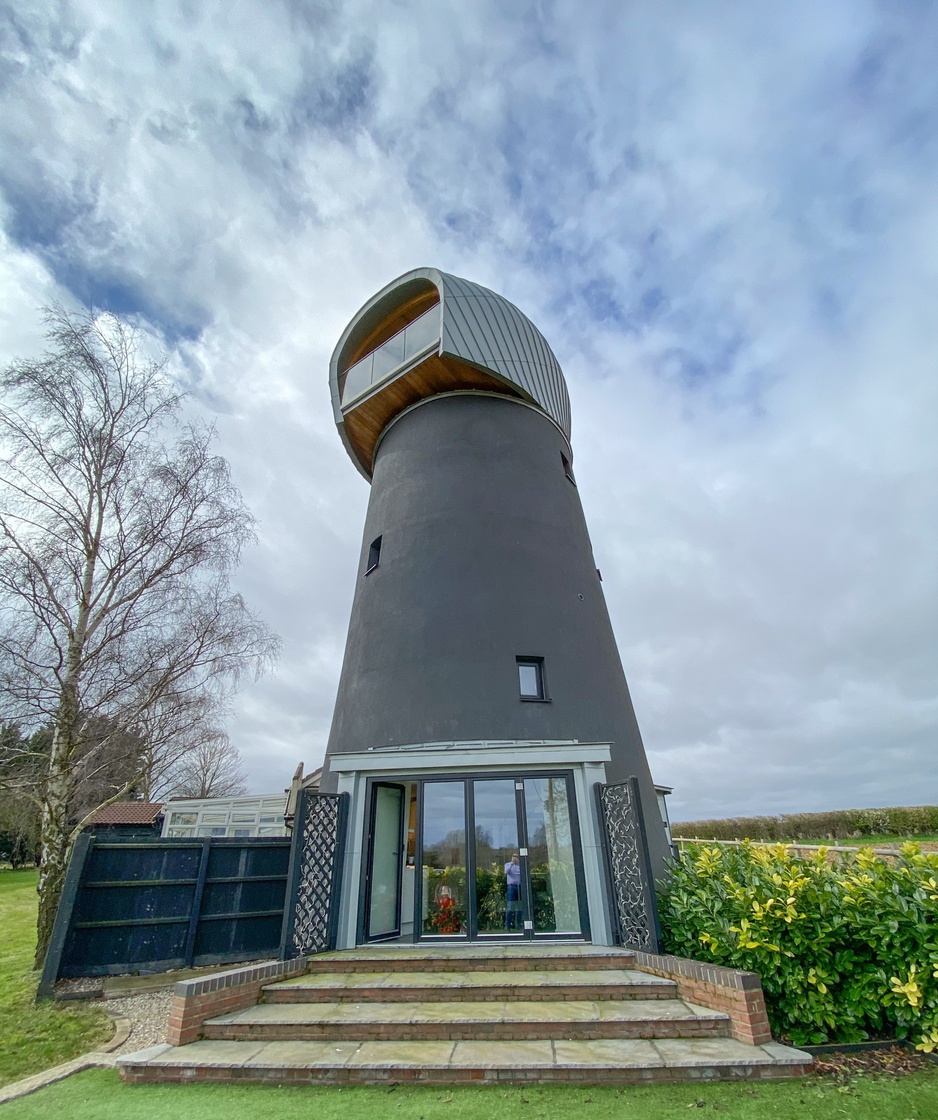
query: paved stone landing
118 945 812 1086
119 1037 811 1085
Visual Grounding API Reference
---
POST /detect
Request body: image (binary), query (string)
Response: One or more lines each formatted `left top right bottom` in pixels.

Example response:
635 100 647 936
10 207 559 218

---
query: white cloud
1 1 936 818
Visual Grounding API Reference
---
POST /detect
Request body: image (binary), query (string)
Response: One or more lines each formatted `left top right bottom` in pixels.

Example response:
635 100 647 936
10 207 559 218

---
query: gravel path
93 990 173 1054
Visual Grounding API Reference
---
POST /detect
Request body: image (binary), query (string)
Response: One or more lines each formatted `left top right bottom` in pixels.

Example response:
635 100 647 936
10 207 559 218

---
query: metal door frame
360 781 407 942
411 770 590 943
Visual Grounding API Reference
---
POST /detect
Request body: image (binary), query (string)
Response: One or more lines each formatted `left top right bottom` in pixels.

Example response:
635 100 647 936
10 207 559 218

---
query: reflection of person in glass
504 851 522 930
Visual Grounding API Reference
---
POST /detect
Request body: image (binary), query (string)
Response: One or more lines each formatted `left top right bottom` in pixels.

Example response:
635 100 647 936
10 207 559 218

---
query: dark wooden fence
39 832 291 996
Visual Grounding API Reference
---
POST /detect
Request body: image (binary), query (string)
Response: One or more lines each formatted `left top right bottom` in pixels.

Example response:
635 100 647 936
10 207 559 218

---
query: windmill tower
321 268 667 947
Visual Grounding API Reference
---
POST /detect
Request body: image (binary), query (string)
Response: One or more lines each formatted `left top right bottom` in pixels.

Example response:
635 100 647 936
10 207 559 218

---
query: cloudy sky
1 1 936 822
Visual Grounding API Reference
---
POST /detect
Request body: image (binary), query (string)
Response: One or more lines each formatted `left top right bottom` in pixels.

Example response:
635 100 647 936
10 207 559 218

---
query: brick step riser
121 1064 808 1087
203 1020 731 1043
304 955 635 975
264 984 677 1004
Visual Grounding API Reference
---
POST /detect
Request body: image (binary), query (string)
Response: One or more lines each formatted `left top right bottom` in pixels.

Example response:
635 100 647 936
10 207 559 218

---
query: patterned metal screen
596 777 661 952
280 789 348 958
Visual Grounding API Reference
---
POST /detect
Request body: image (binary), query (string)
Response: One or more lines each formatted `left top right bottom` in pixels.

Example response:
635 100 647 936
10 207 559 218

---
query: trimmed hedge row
658 840 938 1049
673 805 938 842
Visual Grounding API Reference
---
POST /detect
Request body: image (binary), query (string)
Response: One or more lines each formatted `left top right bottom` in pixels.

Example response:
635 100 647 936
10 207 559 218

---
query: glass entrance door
364 782 405 941
417 773 587 941
472 779 523 936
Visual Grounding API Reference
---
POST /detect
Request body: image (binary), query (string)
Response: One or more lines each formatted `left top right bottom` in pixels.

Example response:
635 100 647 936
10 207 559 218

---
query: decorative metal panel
596 777 661 952
282 789 348 958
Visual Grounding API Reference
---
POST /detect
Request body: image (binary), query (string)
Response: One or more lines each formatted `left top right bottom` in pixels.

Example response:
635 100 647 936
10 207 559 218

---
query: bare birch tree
0 305 278 965
164 733 249 800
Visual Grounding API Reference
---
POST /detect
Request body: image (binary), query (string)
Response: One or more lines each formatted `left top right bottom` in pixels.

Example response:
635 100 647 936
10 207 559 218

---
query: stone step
265 967 677 1004
202 998 730 1043
118 1037 813 1086
303 945 635 974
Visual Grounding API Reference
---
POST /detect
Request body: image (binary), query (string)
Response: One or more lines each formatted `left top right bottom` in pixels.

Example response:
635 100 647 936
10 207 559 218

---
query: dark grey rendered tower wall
322 391 669 875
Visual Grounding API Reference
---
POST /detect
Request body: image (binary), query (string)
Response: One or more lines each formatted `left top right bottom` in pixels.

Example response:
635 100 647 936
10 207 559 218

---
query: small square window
517 657 547 700
365 535 382 575
561 452 576 485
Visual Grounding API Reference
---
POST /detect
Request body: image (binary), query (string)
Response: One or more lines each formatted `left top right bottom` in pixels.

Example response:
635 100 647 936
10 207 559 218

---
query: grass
675 833 938 848
2 1067 937 1120
0 870 111 1087
799 834 938 847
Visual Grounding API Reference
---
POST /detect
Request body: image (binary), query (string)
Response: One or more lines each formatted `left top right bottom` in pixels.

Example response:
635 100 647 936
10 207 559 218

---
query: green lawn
800 834 938 847
0 870 111 1087
675 834 938 848
2 1067 936 1120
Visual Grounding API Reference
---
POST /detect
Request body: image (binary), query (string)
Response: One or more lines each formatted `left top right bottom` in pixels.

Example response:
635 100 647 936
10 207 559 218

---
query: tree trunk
34 668 82 969
34 750 74 968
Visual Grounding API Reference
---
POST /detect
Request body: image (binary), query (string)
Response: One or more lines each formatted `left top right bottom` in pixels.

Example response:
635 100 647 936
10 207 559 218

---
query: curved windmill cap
329 267 571 478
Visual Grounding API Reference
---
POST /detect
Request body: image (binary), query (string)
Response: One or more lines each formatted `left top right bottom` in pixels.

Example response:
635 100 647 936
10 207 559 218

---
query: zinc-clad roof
330 268 571 477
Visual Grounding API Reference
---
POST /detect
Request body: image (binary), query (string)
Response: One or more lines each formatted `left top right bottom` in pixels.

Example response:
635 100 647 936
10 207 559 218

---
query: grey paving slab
395 1001 509 1023
213 997 718 1028
683 1000 732 1019
143 1040 268 1067
116 1044 173 1065
308 945 631 963
592 999 724 1022
348 1042 459 1067
761 1042 813 1065
651 1038 783 1066
273 968 666 990
242 1041 362 1067
210 1003 343 1024
449 1040 556 1068
553 1039 665 1068
275 971 395 988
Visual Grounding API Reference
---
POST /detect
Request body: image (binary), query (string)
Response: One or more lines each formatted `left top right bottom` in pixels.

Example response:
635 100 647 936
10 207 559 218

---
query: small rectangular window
561 452 576 485
366 535 382 575
517 657 547 700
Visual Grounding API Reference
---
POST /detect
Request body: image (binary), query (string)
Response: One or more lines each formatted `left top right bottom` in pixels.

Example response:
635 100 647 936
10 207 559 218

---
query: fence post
279 787 308 960
182 840 212 967
325 791 349 952
36 831 94 1000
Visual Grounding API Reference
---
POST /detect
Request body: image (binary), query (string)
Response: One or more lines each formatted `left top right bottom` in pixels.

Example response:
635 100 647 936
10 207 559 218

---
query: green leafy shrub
658 841 938 1048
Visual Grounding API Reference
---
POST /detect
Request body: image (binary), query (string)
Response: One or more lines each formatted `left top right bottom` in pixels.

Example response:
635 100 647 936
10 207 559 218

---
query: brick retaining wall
632 952 773 1046
166 957 308 1046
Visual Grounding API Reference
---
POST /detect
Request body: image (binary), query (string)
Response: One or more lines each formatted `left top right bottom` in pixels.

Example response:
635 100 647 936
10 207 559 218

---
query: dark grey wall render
322 392 669 873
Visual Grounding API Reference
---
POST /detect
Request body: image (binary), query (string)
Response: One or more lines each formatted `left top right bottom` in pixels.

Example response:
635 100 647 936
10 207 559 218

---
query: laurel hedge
672 805 938 842
658 840 938 1049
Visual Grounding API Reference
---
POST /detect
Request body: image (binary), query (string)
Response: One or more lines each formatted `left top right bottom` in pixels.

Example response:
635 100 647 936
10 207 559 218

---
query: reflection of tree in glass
425 827 466 868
